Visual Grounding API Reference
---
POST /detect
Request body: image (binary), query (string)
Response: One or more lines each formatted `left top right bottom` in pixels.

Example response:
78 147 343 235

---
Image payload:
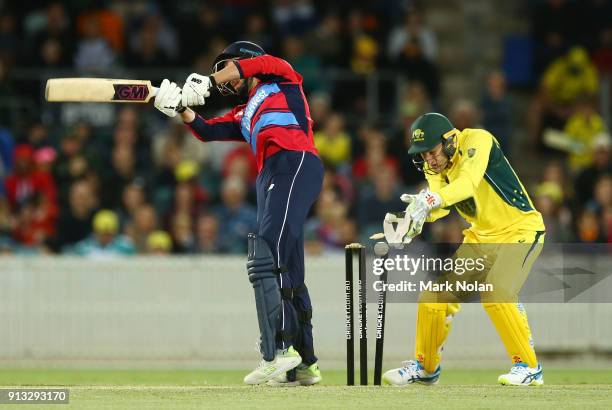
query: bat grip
151 86 185 112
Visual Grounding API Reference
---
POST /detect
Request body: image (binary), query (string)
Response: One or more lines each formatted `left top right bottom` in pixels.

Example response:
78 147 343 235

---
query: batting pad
483 302 537 368
415 302 460 374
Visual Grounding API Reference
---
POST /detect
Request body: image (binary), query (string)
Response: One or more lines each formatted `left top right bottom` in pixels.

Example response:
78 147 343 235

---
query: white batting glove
154 79 182 118
400 189 442 239
182 73 213 107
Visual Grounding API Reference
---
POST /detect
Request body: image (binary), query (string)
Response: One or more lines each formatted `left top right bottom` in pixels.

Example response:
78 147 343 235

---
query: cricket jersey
186 55 318 172
425 128 545 237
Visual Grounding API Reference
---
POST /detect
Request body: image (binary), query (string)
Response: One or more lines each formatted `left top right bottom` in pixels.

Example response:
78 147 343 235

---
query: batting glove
182 73 214 107
154 79 182 118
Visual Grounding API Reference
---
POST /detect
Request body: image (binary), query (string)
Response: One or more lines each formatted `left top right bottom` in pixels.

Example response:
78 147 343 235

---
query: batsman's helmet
408 112 458 172
212 41 265 95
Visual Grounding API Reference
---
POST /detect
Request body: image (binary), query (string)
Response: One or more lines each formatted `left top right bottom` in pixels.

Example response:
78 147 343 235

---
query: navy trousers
255 150 323 365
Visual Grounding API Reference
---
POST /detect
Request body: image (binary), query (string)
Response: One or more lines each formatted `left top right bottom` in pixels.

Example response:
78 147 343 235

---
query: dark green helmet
407 113 454 154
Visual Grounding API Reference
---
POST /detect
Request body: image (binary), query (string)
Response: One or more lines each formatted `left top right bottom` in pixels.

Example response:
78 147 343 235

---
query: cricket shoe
267 363 322 386
243 346 302 385
498 363 544 386
382 360 440 386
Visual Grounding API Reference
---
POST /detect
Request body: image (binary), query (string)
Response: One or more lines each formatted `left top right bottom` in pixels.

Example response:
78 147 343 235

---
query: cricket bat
45 78 158 103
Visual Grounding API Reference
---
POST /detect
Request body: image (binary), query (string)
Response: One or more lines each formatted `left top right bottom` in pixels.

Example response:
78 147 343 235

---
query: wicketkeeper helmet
408 112 458 172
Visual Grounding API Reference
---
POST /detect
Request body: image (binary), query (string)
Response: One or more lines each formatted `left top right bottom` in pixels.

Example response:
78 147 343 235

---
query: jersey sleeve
234 55 300 83
424 173 451 222
185 108 244 143
433 129 494 207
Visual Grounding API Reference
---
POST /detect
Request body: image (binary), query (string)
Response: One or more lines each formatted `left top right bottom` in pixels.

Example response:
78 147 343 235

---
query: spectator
4 144 57 213
53 134 90 207
304 13 345 67
530 0 579 75
356 163 405 239
146 230 173 255
481 71 512 154
283 36 324 93
47 179 98 252
533 182 573 242
11 193 56 249
592 27 612 75
28 2 73 67
74 16 116 73
352 128 398 181
388 9 437 62
76 5 124 52
193 213 222 254
242 12 274 53
0 126 14 187
306 188 349 251
541 160 570 199
0 13 18 63
214 177 257 253
125 204 158 253
314 113 351 169
450 99 480 131
172 160 208 217
0 195 11 250
575 209 604 242
563 96 607 172
125 17 169 67
153 123 209 170
100 144 139 208
117 181 147 229
180 4 225 62
574 133 612 210
350 34 379 75
308 92 332 132
588 174 612 213
272 0 318 35
170 212 194 253
71 210 135 257
222 146 258 187
392 37 440 100
541 47 599 106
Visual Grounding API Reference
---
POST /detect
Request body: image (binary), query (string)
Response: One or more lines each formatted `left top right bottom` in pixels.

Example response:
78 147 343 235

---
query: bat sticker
112 84 150 101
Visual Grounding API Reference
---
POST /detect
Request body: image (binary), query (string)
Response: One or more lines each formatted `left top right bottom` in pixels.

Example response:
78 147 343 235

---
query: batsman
382 113 546 386
153 41 323 386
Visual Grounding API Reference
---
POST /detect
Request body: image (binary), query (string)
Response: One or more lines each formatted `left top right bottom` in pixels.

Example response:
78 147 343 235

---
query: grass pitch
0 368 610 409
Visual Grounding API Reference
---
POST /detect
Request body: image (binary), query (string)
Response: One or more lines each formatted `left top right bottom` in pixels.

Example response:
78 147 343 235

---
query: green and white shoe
267 363 322 386
244 346 302 385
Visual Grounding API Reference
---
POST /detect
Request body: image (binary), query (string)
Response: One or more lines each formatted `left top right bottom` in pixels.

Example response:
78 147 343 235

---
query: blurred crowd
0 0 611 256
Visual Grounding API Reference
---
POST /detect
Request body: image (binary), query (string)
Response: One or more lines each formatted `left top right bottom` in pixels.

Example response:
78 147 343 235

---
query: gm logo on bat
112 84 149 101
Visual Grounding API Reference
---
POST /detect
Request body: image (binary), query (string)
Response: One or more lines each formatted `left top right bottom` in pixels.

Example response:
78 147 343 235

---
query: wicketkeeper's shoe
243 346 302 385
382 360 440 386
498 363 544 386
266 362 322 386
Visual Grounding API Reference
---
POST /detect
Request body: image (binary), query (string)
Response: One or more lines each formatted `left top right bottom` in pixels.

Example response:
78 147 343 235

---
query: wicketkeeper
153 41 323 386
383 113 546 386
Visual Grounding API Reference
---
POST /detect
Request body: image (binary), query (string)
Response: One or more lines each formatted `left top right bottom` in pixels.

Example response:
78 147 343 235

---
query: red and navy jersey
186 55 318 172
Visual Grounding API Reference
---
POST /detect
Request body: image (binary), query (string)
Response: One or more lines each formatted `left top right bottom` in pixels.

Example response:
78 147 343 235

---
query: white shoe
243 346 302 385
267 363 322 386
382 360 440 386
498 363 543 386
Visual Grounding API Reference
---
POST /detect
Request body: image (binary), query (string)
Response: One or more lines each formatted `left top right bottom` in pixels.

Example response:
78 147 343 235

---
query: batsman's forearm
181 107 196 123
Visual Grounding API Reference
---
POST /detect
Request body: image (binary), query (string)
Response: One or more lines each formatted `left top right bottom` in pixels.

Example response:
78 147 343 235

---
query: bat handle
151 86 185 112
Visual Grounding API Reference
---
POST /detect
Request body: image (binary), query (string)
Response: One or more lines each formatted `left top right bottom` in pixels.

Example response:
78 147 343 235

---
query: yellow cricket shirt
425 128 545 237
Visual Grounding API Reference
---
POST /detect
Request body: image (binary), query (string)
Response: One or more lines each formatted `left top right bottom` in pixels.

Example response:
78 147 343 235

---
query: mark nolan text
373 280 493 292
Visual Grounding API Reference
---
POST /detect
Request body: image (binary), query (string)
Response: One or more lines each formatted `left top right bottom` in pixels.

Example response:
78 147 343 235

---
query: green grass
0 369 610 409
